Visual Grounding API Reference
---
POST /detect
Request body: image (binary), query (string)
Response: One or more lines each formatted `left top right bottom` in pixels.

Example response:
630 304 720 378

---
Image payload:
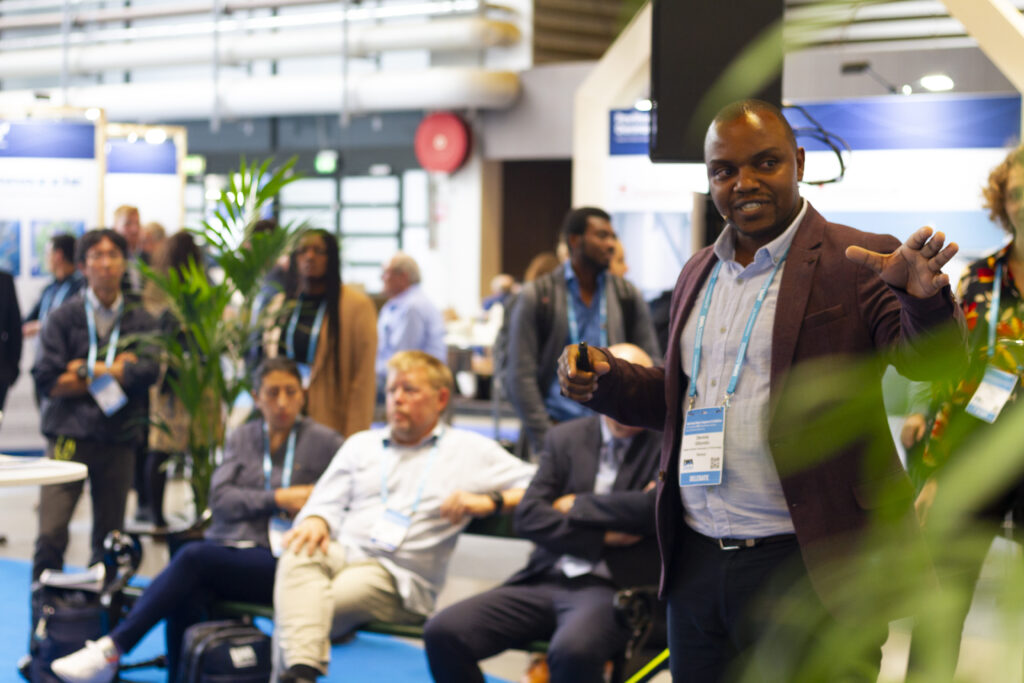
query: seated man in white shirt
275 350 536 682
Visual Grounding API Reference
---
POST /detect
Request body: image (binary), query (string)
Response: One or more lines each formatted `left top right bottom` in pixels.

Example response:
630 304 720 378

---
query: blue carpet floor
0 559 511 683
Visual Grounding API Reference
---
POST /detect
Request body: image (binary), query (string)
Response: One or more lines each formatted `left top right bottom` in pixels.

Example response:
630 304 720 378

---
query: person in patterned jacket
907 143 1024 677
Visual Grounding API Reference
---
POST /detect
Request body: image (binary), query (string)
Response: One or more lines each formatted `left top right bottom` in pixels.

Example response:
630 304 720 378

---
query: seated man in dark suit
424 343 661 683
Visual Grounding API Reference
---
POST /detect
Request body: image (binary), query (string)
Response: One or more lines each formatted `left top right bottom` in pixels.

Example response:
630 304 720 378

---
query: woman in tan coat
263 229 377 438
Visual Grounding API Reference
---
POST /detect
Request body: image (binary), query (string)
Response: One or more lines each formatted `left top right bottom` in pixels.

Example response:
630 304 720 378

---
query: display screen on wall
650 0 784 163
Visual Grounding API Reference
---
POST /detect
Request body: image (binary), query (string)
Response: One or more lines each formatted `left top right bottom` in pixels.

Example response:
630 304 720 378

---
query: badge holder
679 406 725 486
268 516 293 558
89 374 128 416
966 365 1019 424
297 363 313 389
370 509 412 552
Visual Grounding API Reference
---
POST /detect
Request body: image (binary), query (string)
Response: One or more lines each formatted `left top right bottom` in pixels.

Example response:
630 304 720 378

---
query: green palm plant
142 157 305 517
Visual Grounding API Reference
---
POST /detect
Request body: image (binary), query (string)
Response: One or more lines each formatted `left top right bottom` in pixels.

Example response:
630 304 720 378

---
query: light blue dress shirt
677 200 809 539
375 284 447 380
545 260 605 422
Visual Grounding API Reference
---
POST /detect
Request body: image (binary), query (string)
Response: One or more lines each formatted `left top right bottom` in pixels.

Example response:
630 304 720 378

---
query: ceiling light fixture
840 61 911 96
919 73 954 92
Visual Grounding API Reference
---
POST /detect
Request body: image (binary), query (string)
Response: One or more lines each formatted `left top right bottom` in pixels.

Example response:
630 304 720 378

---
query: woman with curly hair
907 143 1024 675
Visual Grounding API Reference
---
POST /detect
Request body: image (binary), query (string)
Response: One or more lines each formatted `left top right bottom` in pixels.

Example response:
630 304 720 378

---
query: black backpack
176 619 272 683
493 273 638 401
27 588 115 683
25 531 141 682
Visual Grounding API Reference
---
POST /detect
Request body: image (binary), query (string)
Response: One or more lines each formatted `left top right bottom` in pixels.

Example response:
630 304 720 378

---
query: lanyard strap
263 422 298 491
988 263 1003 360
380 435 441 515
285 296 327 365
688 248 790 406
41 279 72 320
84 298 123 381
566 280 608 346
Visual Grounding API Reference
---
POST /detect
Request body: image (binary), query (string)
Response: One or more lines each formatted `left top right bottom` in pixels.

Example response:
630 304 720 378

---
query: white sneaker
50 636 119 683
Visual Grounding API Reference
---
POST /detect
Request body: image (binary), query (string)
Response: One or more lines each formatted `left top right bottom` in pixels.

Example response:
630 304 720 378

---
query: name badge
679 406 725 486
370 508 412 552
297 363 313 390
89 374 128 416
966 365 1019 424
268 516 293 558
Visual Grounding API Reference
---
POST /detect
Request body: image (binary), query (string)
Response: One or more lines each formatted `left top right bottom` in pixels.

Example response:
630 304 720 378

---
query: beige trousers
273 541 424 673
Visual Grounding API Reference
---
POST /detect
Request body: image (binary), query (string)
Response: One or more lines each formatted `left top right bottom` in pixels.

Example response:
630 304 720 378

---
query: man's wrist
486 490 504 515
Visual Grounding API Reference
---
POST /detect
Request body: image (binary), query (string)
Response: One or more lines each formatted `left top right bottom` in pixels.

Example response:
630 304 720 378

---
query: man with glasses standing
31 228 158 581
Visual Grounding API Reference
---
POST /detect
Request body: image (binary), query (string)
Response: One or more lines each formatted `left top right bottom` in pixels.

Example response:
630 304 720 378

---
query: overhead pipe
0 68 521 121
0 0 493 32
0 17 520 79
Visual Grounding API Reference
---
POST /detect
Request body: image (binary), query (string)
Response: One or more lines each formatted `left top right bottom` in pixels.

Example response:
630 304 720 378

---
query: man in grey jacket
30 228 159 581
505 207 660 456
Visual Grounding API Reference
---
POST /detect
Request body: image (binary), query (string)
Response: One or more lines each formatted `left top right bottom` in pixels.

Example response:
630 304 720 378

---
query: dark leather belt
710 533 796 551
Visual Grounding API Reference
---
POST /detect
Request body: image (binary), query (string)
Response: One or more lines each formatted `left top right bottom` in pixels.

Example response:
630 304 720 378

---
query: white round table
0 453 88 486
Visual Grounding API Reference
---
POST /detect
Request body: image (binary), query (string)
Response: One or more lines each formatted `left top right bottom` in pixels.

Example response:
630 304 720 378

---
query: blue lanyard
263 422 298 491
285 296 327 365
40 279 72 321
688 248 790 407
84 297 123 381
380 434 441 515
988 263 1003 360
566 280 608 346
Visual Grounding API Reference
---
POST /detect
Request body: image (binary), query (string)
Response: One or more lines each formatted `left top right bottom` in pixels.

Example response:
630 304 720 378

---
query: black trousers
424 572 631 683
33 438 134 580
666 523 884 683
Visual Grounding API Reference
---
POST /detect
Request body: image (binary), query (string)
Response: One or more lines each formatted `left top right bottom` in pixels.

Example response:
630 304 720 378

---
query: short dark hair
708 99 798 155
75 229 128 265
50 233 76 264
253 356 303 392
560 207 611 244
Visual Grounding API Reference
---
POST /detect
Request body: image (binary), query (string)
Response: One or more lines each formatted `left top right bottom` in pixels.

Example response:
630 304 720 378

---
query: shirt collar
563 259 606 298
599 418 633 460
382 422 444 449
386 284 418 308
713 198 808 267
85 287 123 314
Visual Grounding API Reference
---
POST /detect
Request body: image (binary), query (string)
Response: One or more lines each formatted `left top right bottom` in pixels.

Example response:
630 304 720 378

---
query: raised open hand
845 226 958 299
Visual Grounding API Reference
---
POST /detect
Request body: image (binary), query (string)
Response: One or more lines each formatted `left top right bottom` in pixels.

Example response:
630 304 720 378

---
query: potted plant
142 157 306 521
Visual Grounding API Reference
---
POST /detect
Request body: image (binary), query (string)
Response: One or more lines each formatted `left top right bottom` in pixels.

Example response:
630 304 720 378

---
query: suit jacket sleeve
210 425 278 522
567 489 656 536
852 234 966 379
513 428 606 562
32 306 73 399
586 355 669 431
506 282 552 452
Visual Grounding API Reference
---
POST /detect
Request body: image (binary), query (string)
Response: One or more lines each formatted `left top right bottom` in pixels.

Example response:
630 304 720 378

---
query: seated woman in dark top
51 357 344 683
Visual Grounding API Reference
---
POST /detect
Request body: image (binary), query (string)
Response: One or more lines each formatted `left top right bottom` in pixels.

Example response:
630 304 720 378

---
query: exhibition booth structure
604 93 1023 299
0 107 187 312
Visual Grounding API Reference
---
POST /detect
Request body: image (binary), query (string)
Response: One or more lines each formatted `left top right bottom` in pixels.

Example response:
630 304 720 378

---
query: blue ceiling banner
0 120 95 159
610 95 1022 157
785 95 1022 152
106 139 177 174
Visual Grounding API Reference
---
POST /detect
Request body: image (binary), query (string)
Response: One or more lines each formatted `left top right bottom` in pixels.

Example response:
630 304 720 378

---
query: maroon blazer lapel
769 206 825 405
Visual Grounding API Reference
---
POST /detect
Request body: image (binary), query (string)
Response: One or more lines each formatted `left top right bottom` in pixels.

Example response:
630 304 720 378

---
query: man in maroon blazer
557 100 965 682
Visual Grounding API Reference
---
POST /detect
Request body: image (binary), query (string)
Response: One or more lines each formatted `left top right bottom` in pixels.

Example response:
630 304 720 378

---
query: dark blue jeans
110 541 276 675
666 523 884 683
